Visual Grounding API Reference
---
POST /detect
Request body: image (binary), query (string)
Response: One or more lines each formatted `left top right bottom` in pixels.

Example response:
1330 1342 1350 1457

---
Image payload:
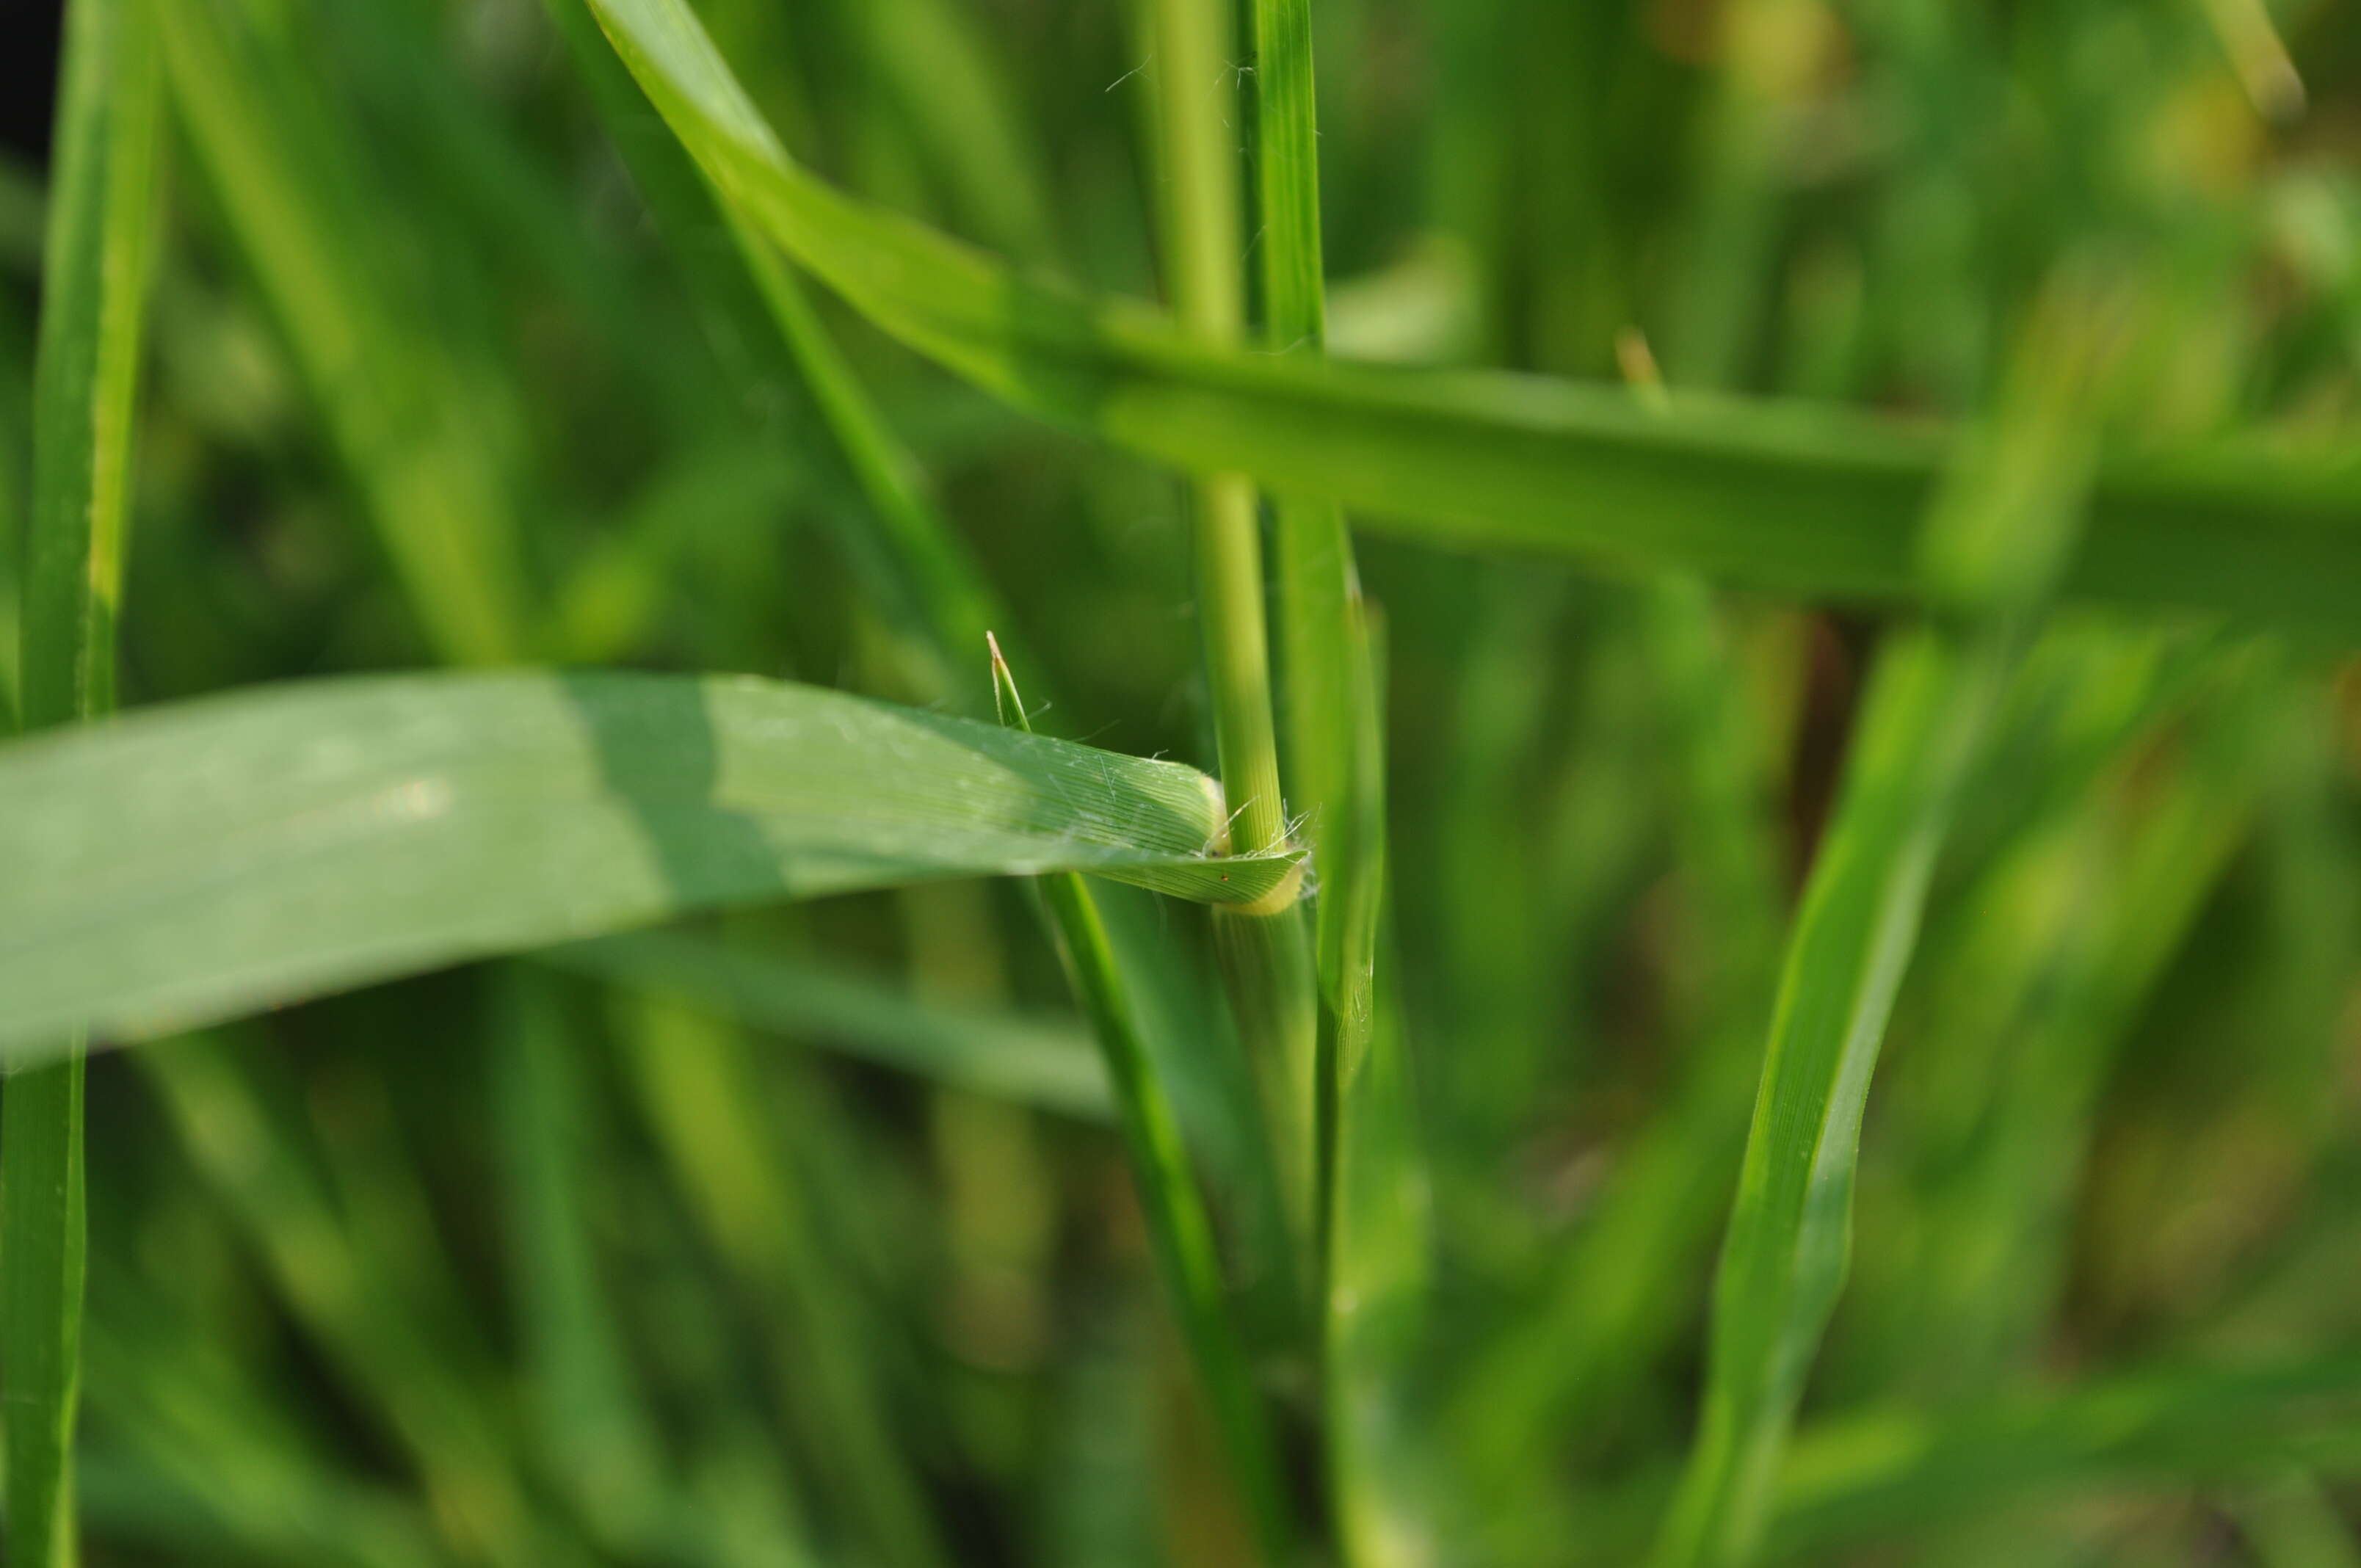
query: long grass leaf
545 0 1011 700
0 671 1297 1057
576 0 2361 639
5 2 160 1561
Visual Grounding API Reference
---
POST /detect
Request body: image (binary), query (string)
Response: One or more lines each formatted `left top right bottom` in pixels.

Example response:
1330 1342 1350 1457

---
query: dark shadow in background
3 0 63 166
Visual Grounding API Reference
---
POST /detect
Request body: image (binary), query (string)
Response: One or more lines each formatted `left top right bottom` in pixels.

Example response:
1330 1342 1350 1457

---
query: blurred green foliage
3 0 2360 1563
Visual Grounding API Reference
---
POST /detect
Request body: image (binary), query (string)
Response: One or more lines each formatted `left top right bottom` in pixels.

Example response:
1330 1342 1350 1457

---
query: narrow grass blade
1841 667 2265 1397
1252 0 1359 934
824 0 1062 262
1650 293 2115 1567
542 0 1007 703
576 0 2361 639
1453 583 1786 1487
156 0 530 665
618 992 950 1568
557 0 1300 1355
1316 605 1436 1567
0 671 1298 1056
543 930 1113 1120
493 970 675 1555
84 1296 446 1568
2233 1473 2361 1568
1769 1357 2361 1558
6 2 161 1561
1138 0 1320 1289
139 1037 579 1568
1244 5 1435 1559
991 636 1297 1567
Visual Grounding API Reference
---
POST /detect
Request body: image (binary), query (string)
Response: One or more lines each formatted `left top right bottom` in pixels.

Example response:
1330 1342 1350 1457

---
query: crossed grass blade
584 0 2360 641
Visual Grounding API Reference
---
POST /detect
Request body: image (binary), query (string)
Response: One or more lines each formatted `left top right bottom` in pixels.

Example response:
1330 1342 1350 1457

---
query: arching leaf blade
0 672 1295 1059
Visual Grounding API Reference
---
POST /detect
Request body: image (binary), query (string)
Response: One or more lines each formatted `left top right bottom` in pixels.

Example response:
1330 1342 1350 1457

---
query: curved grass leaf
1650 295 2112 1567
0 671 1296 1059
541 0 1007 703
7 0 162 1561
574 0 2361 641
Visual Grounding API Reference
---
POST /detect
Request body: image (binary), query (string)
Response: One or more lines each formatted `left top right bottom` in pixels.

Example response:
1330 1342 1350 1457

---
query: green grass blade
992 637 1297 1567
1650 294 2114 1567
493 970 676 1555
156 0 530 665
84 1296 446 1568
576 0 2361 639
827 0 1061 262
618 992 950 1568
543 930 1113 1119
0 671 1297 1057
1316 606 1436 1567
1244 5 1435 1559
1137 0 1320 1286
559 0 1301 1354
1769 1357 2361 1558
139 1036 579 1568
541 0 1008 703
6 1 161 1561
2233 1473 2361 1568
1842 666 2264 1398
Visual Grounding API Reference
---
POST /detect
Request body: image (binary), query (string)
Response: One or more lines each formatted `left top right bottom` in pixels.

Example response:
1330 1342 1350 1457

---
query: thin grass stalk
1650 284 2124 1568
1246 3 1434 1559
990 638 1296 1568
491 972 675 1556
5 2 160 1561
1247 0 1356 1125
1140 0 1321 1267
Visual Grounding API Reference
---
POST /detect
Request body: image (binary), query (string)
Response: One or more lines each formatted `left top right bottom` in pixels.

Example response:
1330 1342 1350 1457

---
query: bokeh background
4 0 2360 1563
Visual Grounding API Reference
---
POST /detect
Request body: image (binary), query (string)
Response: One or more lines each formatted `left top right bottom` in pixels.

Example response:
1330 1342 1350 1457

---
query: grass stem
6 3 161 1561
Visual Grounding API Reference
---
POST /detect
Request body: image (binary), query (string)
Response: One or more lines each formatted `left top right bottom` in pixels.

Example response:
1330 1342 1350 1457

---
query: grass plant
1 1 2359 1565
